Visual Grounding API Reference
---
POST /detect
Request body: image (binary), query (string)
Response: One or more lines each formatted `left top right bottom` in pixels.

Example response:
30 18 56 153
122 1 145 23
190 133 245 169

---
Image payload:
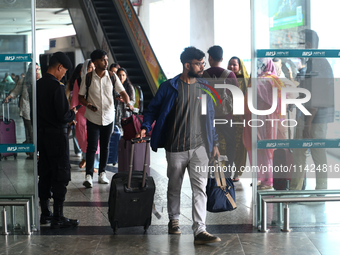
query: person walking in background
290 29 334 191
243 58 284 190
37 51 79 228
117 67 135 118
5 63 41 159
228 56 249 182
203 46 238 179
109 63 120 74
137 47 221 245
78 49 133 188
110 63 123 131
70 60 100 171
66 64 83 158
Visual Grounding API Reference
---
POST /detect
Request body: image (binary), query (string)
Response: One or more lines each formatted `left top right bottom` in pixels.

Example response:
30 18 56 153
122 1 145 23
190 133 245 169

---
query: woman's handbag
121 113 155 141
206 160 237 212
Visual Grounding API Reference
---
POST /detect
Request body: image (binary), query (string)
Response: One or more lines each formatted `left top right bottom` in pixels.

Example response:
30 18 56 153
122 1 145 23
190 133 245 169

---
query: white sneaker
98 172 110 184
83 174 93 188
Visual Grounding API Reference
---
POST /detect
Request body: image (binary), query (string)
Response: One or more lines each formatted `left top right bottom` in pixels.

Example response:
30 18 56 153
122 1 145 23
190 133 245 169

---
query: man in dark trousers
78 49 133 188
37 51 79 228
203 45 239 178
137 47 221 244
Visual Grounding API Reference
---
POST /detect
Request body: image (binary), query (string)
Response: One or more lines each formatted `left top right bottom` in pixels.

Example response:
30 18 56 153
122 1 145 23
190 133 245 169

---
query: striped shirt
165 79 204 152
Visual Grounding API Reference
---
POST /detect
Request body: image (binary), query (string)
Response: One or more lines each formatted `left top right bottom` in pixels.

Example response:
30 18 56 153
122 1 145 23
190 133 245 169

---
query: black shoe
40 212 53 224
40 200 53 224
51 204 79 229
50 216 79 229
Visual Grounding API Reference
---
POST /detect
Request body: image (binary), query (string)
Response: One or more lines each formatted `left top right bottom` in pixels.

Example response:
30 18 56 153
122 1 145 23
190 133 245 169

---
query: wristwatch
213 141 219 147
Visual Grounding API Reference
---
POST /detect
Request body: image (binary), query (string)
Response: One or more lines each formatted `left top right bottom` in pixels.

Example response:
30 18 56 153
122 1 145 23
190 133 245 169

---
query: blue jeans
86 120 113 177
72 129 81 155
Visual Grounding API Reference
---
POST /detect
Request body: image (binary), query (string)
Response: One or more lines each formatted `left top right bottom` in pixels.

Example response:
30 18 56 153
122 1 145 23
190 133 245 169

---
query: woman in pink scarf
243 58 284 189
71 59 100 170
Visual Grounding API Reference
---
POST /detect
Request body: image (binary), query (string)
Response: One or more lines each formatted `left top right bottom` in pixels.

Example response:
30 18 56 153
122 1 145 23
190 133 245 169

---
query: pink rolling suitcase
118 138 150 176
0 102 17 159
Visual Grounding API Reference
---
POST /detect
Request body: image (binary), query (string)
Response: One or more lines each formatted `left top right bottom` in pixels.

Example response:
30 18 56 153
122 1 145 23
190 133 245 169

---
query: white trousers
166 146 209 236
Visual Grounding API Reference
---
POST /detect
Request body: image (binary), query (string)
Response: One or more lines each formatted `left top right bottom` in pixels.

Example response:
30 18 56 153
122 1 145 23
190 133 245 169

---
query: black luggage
108 137 155 234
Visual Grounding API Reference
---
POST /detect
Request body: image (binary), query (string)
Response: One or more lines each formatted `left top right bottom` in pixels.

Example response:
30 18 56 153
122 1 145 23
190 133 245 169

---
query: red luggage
118 138 150 176
0 102 17 159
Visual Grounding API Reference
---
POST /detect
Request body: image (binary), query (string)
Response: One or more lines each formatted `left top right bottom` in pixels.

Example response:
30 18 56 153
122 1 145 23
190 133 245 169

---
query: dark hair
180 47 205 66
109 63 120 70
67 63 83 92
24 63 39 88
272 58 280 63
90 49 107 62
117 67 134 100
303 29 319 48
48 56 60 68
229 56 241 67
207 45 223 62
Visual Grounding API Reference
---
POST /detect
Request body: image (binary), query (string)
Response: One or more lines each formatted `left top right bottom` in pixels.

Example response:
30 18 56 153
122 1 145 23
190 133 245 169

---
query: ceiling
0 8 72 35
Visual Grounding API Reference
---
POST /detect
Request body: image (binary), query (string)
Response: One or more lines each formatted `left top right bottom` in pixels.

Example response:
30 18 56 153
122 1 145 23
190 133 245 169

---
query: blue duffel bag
206 160 237 212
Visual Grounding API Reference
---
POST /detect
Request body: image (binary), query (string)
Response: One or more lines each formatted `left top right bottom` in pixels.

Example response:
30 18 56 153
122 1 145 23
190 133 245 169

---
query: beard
187 66 202 78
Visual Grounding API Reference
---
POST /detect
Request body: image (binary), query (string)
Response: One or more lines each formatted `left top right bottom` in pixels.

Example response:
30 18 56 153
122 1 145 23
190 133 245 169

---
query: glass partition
251 0 340 229
0 0 37 234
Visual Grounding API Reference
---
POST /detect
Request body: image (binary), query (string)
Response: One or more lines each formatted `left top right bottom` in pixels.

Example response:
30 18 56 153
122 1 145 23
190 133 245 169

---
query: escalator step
111 46 134 53
108 39 130 46
115 53 135 60
117 58 140 69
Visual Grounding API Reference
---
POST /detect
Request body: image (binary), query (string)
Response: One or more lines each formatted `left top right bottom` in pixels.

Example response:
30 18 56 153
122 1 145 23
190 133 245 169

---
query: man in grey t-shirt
138 47 221 244
291 29 334 190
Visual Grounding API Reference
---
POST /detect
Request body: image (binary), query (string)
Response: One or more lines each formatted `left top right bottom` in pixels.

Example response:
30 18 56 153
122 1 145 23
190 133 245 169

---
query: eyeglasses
190 61 206 67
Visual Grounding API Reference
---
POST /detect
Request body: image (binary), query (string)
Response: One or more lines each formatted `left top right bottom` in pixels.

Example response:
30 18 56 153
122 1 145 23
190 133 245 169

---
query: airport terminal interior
1 0 340 254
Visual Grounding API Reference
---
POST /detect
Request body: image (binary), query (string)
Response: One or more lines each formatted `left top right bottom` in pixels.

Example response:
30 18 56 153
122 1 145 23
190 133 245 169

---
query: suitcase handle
127 137 151 189
131 137 150 144
2 101 11 123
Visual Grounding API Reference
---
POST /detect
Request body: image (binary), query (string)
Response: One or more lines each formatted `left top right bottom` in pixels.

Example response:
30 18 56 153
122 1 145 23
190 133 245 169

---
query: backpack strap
108 70 120 98
219 69 232 78
85 72 93 99
85 71 117 100
108 71 116 89
202 70 211 79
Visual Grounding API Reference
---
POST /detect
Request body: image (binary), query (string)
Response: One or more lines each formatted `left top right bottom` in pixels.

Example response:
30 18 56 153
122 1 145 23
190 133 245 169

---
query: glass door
0 0 37 234
251 0 340 230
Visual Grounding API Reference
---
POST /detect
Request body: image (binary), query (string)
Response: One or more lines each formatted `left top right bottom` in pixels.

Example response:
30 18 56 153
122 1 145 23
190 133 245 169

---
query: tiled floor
1 102 340 254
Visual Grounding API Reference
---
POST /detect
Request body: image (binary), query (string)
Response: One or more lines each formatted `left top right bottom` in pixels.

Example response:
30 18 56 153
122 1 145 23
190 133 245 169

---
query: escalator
68 0 166 110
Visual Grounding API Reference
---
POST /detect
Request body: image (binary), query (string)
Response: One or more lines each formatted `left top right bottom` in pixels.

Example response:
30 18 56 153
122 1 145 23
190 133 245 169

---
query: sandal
79 159 86 169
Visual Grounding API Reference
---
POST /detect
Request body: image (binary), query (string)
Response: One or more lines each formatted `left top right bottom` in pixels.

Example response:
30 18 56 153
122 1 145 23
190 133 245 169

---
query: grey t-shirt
165 79 204 152
299 58 334 123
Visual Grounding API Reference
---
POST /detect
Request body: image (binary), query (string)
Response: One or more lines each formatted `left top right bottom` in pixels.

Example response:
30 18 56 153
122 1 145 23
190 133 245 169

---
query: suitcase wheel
113 221 118 234
144 218 151 233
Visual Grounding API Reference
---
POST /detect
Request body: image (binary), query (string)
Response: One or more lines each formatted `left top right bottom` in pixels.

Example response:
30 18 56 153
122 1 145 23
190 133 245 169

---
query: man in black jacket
37 51 79 228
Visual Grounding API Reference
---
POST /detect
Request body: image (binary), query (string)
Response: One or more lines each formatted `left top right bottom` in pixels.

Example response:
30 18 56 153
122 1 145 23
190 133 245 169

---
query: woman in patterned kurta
228 57 249 182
